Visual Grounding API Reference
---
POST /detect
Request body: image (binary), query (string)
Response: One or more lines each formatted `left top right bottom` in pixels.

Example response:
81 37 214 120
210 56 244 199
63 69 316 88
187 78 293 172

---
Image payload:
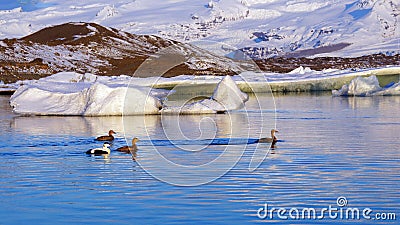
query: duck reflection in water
270 143 277 153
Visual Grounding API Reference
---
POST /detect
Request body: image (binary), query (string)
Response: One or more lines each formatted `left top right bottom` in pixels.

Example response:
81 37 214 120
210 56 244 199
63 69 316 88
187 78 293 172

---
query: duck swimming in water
258 129 279 144
86 143 111 155
96 130 116 141
116 137 139 153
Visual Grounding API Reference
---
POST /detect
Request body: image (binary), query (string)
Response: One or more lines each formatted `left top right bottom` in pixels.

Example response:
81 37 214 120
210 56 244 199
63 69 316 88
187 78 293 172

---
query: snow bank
332 75 400 96
162 75 248 114
235 66 400 93
145 66 400 93
36 72 99 83
0 80 19 93
9 73 162 116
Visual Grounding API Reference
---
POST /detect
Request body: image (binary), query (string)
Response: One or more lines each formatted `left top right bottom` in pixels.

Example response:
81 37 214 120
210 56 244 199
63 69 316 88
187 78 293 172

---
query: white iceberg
161 75 248 114
10 73 162 116
288 66 313 75
374 83 400 96
9 73 248 116
212 75 249 110
162 99 224 114
332 75 400 96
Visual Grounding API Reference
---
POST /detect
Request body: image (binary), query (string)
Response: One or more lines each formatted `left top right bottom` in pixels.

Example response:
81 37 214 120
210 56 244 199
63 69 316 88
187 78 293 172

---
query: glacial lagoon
0 92 399 224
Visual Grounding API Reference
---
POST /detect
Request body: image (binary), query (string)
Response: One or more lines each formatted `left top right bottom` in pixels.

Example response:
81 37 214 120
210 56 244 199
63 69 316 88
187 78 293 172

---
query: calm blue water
0 93 399 224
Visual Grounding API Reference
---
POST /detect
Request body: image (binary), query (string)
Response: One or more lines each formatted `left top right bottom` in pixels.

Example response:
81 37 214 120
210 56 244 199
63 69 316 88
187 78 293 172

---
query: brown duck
116 137 139 153
258 129 279 144
96 130 116 141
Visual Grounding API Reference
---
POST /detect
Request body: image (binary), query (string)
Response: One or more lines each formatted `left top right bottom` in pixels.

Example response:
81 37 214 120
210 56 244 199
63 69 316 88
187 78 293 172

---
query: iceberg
9 73 248 116
10 73 162 116
374 83 400 96
288 66 313 75
332 75 400 96
161 75 248 114
162 99 224 114
212 75 249 110
151 67 400 93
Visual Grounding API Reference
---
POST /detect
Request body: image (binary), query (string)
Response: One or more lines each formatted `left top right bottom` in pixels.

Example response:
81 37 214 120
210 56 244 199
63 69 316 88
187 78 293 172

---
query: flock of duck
86 130 139 157
86 129 279 157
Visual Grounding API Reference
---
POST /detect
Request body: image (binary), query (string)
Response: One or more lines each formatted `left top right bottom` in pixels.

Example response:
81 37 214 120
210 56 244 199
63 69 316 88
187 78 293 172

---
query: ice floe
161 75 248 114
7 66 400 115
332 75 400 96
9 72 248 116
9 72 161 116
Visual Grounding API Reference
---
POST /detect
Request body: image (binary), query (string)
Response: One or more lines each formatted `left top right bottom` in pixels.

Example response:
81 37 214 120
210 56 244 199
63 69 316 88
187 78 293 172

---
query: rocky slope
0 22 244 83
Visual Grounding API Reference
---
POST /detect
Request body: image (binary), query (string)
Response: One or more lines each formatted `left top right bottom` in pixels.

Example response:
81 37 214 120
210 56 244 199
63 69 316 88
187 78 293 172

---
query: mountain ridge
0 0 398 58
0 22 398 84
0 22 243 83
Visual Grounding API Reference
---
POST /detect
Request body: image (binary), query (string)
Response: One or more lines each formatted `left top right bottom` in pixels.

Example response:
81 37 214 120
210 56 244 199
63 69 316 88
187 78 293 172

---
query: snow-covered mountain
0 0 398 58
0 22 247 83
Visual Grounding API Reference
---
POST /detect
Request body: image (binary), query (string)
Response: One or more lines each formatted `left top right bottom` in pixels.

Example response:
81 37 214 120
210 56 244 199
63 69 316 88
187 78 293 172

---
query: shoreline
2 66 400 95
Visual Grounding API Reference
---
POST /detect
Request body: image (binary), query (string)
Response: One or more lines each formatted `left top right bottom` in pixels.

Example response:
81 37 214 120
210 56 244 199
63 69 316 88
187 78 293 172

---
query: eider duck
96 130 116 141
86 143 111 155
116 137 139 153
258 129 279 144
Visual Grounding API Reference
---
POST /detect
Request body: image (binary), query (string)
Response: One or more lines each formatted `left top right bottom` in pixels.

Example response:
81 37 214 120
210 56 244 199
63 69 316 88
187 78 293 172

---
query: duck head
132 137 140 145
271 129 279 139
109 130 116 135
103 142 111 148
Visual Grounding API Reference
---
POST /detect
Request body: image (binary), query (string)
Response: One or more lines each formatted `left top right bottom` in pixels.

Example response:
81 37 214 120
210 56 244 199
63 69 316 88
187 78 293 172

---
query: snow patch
210 0 249 21
285 0 330 12
0 40 7 47
86 24 98 32
39 72 98 83
0 7 23 14
95 5 118 21
247 9 281 19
